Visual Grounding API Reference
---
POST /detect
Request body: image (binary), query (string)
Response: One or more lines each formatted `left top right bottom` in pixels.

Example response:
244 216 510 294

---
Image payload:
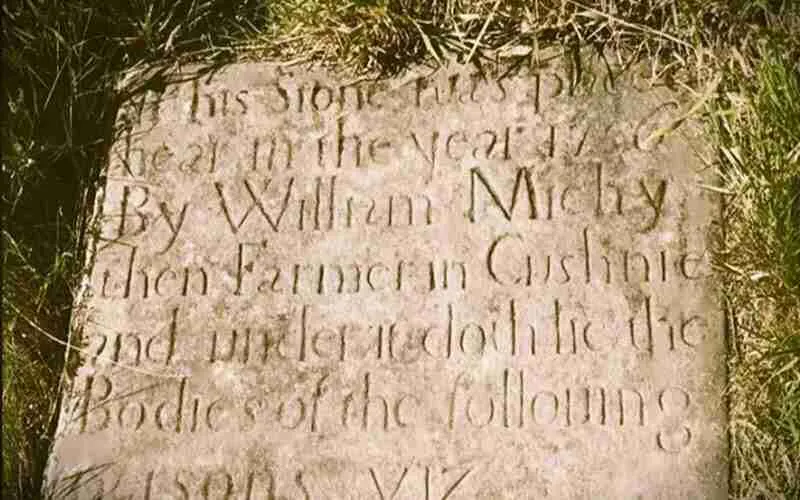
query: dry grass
3 1 799 498
715 53 800 498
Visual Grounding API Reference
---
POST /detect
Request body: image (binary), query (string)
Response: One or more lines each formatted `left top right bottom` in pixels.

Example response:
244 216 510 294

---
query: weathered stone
46 55 728 499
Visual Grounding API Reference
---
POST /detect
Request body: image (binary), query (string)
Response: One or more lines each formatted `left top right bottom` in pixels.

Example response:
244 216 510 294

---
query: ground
2 1 799 498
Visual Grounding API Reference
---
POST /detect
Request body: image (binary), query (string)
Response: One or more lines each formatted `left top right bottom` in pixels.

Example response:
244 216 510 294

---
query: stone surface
46 55 728 499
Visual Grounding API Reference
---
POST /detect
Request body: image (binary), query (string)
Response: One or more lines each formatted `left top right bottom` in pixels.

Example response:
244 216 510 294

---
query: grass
2 1 799 498
717 53 800 497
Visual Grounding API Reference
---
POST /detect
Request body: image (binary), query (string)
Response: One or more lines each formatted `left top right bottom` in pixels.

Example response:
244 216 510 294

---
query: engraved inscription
47 58 727 499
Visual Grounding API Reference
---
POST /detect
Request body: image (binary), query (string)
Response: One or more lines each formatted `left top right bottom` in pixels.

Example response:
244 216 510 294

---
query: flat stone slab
46 55 728 499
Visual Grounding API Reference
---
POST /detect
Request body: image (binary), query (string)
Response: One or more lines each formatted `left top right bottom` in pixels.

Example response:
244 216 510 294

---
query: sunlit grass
715 52 800 499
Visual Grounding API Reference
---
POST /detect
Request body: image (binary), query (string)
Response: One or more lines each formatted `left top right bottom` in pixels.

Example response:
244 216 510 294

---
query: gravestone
46 54 729 499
